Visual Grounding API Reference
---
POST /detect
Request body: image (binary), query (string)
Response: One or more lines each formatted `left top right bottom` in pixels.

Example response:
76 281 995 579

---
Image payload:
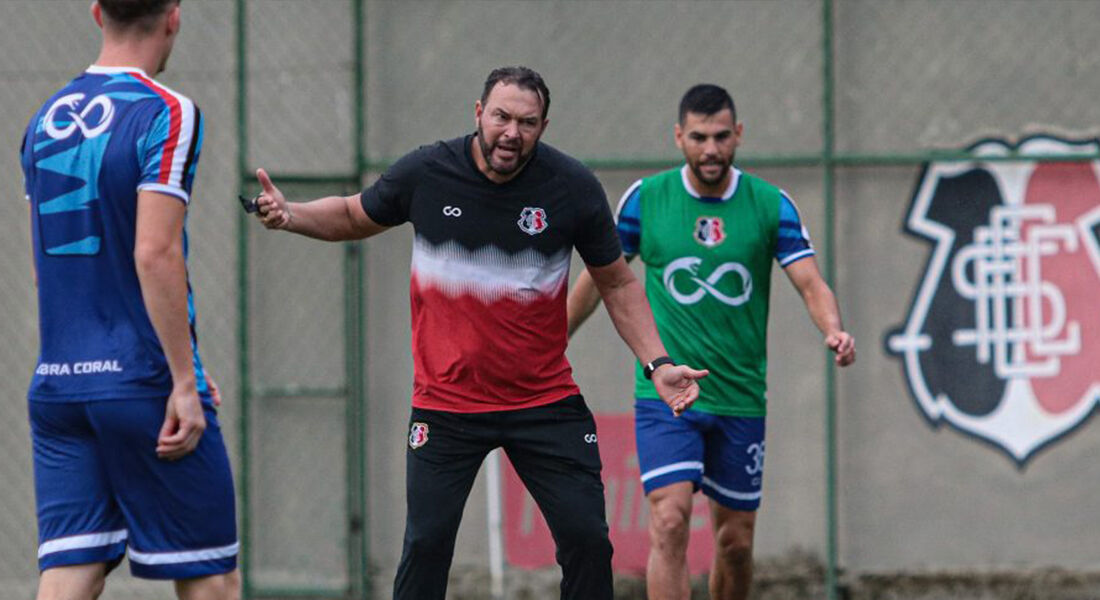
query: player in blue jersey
568 85 855 600
20 1 238 598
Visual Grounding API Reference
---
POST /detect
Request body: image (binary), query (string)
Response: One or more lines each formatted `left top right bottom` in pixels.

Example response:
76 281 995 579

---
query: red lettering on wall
503 413 714 574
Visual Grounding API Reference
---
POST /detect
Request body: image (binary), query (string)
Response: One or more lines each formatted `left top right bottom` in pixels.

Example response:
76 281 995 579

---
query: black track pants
393 395 613 600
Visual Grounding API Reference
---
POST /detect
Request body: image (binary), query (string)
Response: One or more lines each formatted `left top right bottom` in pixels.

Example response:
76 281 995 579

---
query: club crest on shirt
694 216 726 247
409 422 429 449
518 207 549 235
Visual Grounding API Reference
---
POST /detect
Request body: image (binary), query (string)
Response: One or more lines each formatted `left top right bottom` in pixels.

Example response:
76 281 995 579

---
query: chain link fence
834 0 1100 155
2 1 1099 598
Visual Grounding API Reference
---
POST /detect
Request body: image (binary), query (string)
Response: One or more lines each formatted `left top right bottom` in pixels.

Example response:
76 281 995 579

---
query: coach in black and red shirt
252 66 708 600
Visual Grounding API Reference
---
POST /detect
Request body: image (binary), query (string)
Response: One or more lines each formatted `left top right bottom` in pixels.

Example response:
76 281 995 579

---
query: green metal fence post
821 1 840 599
235 0 252 597
345 237 366 599
352 0 370 596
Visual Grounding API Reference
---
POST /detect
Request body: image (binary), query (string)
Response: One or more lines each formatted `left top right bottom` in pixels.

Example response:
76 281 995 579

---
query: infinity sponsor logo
44 93 115 140
663 257 752 307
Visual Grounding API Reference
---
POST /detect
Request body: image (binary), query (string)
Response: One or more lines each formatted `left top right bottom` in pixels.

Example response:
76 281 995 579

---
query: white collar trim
680 165 741 200
86 65 151 78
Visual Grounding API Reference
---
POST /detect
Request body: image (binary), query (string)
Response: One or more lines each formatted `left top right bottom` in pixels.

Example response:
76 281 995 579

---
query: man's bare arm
567 255 637 338
566 269 600 338
585 257 708 414
783 257 855 366
135 191 206 459
253 168 389 241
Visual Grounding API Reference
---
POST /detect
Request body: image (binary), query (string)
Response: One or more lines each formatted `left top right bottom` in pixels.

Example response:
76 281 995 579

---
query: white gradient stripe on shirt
411 236 570 303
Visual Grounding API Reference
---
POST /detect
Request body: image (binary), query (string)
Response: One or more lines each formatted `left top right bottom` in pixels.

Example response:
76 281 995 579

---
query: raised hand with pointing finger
244 168 388 241
254 168 293 230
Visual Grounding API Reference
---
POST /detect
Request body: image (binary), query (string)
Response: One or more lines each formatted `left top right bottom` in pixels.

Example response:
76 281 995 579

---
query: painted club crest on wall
886 135 1100 465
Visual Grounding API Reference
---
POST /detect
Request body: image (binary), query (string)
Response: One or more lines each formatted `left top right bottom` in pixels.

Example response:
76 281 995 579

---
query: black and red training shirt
361 134 622 413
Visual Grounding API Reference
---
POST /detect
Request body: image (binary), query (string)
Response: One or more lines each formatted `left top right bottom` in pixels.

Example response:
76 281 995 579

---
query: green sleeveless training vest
634 167 782 416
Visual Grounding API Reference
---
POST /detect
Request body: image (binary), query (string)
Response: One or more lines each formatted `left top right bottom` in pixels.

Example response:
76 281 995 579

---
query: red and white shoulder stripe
97 66 200 203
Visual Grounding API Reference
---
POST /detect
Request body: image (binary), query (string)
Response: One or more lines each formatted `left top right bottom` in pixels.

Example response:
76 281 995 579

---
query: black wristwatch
643 356 676 380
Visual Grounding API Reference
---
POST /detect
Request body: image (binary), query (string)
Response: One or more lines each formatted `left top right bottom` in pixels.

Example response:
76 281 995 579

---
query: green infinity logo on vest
663 257 752 306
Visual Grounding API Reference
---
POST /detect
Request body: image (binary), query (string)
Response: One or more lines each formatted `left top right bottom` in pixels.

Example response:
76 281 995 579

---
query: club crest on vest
886 135 1100 465
517 207 548 235
694 216 726 247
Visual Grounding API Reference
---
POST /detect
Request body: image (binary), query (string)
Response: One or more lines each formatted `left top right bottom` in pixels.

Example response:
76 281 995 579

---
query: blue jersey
21 65 209 402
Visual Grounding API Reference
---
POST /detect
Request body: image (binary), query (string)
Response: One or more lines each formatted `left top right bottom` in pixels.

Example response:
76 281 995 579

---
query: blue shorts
634 399 766 511
30 399 237 579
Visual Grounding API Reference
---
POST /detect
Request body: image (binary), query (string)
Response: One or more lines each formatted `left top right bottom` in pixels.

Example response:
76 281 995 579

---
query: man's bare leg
708 501 756 600
646 482 695 600
175 568 240 600
37 563 108 600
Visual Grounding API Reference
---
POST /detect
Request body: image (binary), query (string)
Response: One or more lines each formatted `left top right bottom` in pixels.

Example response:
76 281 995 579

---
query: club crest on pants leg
409 422 429 449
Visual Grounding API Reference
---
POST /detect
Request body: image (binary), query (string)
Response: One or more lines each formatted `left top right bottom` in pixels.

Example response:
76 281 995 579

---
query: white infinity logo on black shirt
442 206 462 217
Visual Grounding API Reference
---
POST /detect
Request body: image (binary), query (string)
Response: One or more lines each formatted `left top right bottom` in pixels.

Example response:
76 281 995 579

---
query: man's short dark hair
481 66 551 121
98 0 179 30
679 84 736 124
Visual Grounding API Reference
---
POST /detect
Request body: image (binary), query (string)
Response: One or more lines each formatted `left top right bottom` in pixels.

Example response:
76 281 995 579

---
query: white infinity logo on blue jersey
44 93 115 140
663 256 753 306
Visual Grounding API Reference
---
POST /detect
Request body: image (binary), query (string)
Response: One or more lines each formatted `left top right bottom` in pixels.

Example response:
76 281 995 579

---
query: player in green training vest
567 84 855 600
